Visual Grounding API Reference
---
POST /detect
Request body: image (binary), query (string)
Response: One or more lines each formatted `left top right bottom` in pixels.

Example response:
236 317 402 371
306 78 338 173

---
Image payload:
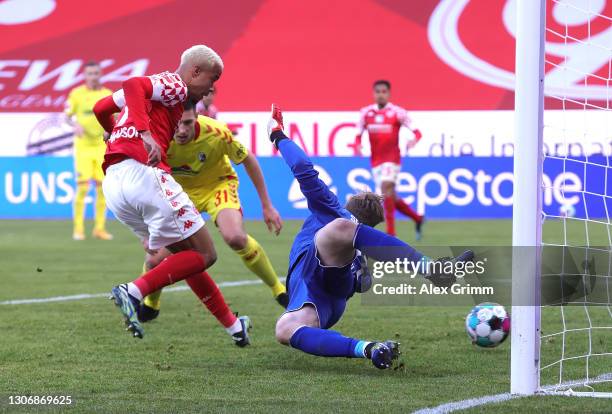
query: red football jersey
94 72 188 173
357 103 413 167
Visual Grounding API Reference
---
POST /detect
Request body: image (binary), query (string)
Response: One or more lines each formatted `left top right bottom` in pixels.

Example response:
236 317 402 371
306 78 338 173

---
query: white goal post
512 0 612 398
511 0 546 396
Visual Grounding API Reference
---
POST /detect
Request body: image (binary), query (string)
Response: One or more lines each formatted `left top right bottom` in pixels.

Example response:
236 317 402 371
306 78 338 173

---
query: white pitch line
412 392 518 414
0 279 264 306
6 279 611 411
413 373 612 413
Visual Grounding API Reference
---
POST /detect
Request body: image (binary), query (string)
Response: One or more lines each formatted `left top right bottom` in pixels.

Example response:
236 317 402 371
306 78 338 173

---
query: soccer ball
559 203 576 218
465 303 510 348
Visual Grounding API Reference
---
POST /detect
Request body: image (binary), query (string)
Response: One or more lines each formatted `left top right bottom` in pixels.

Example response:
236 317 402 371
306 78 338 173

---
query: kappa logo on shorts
183 220 194 230
160 175 167 183
177 207 186 217
170 200 179 207
165 189 173 197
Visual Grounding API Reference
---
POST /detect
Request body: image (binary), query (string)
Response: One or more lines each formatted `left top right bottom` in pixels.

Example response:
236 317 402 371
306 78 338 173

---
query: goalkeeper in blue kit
268 105 474 369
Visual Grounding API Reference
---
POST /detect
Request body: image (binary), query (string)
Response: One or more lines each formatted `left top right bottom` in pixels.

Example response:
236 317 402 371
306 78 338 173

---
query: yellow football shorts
194 179 242 223
74 145 105 182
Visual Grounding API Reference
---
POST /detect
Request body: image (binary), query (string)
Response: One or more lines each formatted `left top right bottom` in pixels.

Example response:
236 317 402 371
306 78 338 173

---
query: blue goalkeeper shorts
284 241 356 329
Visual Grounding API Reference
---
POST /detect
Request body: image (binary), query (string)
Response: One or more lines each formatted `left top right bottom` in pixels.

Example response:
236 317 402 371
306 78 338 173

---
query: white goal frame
511 0 612 398
511 0 545 396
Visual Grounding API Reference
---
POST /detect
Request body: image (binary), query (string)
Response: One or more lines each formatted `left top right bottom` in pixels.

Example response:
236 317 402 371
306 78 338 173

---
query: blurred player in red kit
354 80 424 239
93 45 251 345
196 86 218 118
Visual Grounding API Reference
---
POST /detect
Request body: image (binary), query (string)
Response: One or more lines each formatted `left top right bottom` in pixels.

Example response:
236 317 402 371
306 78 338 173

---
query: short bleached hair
180 45 223 71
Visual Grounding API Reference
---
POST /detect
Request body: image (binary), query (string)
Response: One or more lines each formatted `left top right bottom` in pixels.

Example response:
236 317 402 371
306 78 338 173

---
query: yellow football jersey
168 115 249 201
65 85 112 147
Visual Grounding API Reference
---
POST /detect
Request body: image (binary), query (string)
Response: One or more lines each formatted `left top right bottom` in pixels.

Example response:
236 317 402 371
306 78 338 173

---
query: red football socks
186 272 237 329
132 250 205 297
395 198 422 223
384 196 396 236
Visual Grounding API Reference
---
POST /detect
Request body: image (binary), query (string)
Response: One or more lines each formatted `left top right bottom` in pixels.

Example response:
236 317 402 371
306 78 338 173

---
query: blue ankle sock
289 326 369 358
353 224 425 265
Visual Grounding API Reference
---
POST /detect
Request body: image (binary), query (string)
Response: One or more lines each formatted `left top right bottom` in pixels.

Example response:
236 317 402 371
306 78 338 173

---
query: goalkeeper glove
424 250 475 288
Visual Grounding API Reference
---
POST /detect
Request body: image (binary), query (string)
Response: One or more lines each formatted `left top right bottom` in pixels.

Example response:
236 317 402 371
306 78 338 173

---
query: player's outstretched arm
268 105 345 225
241 153 282 235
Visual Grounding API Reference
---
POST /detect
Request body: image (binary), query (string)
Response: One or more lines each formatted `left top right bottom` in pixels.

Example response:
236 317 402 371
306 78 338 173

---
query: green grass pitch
0 219 610 413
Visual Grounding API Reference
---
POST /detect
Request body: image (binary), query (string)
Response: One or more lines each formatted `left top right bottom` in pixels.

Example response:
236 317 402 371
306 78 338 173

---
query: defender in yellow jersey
167 114 246 222
65 61 113 241
138 101 287 321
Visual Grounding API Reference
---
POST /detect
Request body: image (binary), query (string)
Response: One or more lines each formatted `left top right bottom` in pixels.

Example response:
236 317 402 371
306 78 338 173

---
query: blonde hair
180 45 223 71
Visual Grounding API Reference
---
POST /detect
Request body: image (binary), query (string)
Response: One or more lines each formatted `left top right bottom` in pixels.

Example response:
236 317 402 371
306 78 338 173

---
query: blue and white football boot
109 284 144 339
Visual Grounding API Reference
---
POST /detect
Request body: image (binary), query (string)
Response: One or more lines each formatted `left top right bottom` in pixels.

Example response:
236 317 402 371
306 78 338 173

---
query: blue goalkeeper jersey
277 139 358 267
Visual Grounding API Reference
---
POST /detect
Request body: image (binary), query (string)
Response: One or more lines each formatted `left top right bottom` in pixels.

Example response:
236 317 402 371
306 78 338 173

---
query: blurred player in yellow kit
65 61 113 240
139 100 287 321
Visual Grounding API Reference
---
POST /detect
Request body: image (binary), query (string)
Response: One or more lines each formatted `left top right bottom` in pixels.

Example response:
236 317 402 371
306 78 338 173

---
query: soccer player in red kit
93 45 250 345
354 80 424 239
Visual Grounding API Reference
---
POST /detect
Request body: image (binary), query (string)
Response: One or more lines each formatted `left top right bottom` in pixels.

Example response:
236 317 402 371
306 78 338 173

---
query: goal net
539 0 612 396
512 0 612 397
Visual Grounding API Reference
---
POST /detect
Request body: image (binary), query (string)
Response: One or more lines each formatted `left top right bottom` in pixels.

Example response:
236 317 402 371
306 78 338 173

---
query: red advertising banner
0 0 610 112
